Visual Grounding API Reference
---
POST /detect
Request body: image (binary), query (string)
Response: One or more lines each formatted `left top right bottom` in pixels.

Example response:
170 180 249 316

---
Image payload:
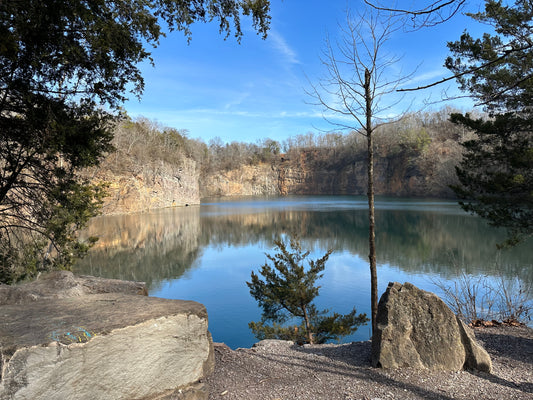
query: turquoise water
74 196 532 348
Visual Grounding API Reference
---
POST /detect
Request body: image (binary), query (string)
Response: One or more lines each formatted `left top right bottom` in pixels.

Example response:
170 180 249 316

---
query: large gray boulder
0 272 214 400
371 282 492 372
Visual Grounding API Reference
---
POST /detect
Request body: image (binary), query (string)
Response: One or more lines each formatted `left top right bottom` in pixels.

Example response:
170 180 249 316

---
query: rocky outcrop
94 157 200 215
371 282 492 372
0 272 214 400
200 164 279 198
276 152 443 197
201 152 455 200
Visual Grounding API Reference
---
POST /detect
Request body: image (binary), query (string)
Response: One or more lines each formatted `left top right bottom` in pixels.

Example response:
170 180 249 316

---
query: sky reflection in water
75 196 532 349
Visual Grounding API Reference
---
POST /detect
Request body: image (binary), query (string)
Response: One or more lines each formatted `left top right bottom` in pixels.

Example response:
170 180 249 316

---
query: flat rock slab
0 292 213 400
0 270 148 306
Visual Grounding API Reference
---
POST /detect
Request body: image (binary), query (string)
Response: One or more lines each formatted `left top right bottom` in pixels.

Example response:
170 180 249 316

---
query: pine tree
247 237 368 344
446 0 533 246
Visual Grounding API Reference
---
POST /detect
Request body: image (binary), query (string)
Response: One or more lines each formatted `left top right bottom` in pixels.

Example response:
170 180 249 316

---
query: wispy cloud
406 68 449 86
224 92 251 110
131 108 324 121
269 31 300 65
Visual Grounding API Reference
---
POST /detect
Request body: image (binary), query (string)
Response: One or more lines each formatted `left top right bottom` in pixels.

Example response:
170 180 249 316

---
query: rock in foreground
371 282 492 372
0 270 148 305
0 272 214 400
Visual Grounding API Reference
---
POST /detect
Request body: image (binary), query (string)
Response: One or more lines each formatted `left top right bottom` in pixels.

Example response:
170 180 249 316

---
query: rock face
200 153 456 200
0 272 214 400
96 157 201 215
371 282 492 372
201 164 279 198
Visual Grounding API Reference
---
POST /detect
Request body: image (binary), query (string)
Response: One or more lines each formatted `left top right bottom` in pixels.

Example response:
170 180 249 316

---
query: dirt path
204 326 533 400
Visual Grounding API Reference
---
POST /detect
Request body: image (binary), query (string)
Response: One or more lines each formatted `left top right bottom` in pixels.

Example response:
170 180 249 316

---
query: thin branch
364 0 467 28
364 0 464 17
400 43 533 92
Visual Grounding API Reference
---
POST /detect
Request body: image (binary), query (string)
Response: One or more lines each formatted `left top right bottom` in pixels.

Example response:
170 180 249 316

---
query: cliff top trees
0 0 271 283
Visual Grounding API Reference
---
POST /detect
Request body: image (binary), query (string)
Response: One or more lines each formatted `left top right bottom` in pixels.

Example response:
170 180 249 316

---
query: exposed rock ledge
0 272 214 400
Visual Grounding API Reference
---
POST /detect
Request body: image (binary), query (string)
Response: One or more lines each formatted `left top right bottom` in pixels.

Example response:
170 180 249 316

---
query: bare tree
308 9 415 336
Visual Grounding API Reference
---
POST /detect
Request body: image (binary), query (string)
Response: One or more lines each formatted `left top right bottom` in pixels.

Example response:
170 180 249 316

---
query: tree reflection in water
74 196 532 347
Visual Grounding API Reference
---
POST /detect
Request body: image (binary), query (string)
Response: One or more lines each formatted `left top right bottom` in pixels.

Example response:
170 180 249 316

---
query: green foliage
446 0 533 246
249 321 309 343
247 237 368 344
450 113 533 247
399 127 432 155
0 0 271 283
445 0 533 113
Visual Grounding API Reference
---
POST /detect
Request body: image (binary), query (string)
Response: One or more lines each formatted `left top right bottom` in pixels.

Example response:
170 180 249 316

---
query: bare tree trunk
307 7 414 343
302 304 314 344
365 68 378 337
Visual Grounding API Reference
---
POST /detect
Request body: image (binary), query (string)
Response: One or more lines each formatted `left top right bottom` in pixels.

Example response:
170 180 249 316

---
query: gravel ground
204 326 532 400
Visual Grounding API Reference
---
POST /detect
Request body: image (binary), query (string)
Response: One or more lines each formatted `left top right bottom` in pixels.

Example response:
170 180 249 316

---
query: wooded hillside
85 107 477 213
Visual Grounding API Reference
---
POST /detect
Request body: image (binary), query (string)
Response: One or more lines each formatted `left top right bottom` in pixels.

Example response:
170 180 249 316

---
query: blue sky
124 0 485 144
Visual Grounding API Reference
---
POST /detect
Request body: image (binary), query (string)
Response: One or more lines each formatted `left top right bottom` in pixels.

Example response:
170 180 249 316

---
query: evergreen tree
247 237 368 344
446 0 533 246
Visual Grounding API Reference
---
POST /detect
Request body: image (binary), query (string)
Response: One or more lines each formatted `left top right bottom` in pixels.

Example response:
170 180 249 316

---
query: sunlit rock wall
201 154 454 199
200 164 279 198
97 158 200 215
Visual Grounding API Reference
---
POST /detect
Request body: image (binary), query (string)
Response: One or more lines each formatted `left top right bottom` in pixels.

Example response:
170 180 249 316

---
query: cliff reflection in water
76 206 202 288
74 197 532 291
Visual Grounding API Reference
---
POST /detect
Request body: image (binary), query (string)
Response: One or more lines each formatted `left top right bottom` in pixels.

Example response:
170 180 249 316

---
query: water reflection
77 206 202 288
76 196 532 289
74 197 531 348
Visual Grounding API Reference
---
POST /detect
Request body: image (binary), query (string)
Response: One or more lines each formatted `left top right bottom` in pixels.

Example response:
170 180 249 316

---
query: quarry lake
74 196 532 349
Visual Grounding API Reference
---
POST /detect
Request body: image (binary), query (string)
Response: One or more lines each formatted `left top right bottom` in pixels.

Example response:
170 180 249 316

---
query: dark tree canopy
445 0 533 112
447 0 533 246
0 0 271 283
1 0 271 109
451 113 533 246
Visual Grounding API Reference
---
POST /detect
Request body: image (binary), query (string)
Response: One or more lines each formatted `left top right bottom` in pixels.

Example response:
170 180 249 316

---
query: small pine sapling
247 236 368 344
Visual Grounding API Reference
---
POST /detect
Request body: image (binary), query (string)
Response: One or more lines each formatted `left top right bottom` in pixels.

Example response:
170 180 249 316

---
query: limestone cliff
201 150 455 199
85 115 462 214
201 164 279 198
89 158 200 215
90 145 456 215
277 153 433 197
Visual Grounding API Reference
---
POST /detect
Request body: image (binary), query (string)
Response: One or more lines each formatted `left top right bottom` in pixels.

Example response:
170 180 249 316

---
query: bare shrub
433 272 532 325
